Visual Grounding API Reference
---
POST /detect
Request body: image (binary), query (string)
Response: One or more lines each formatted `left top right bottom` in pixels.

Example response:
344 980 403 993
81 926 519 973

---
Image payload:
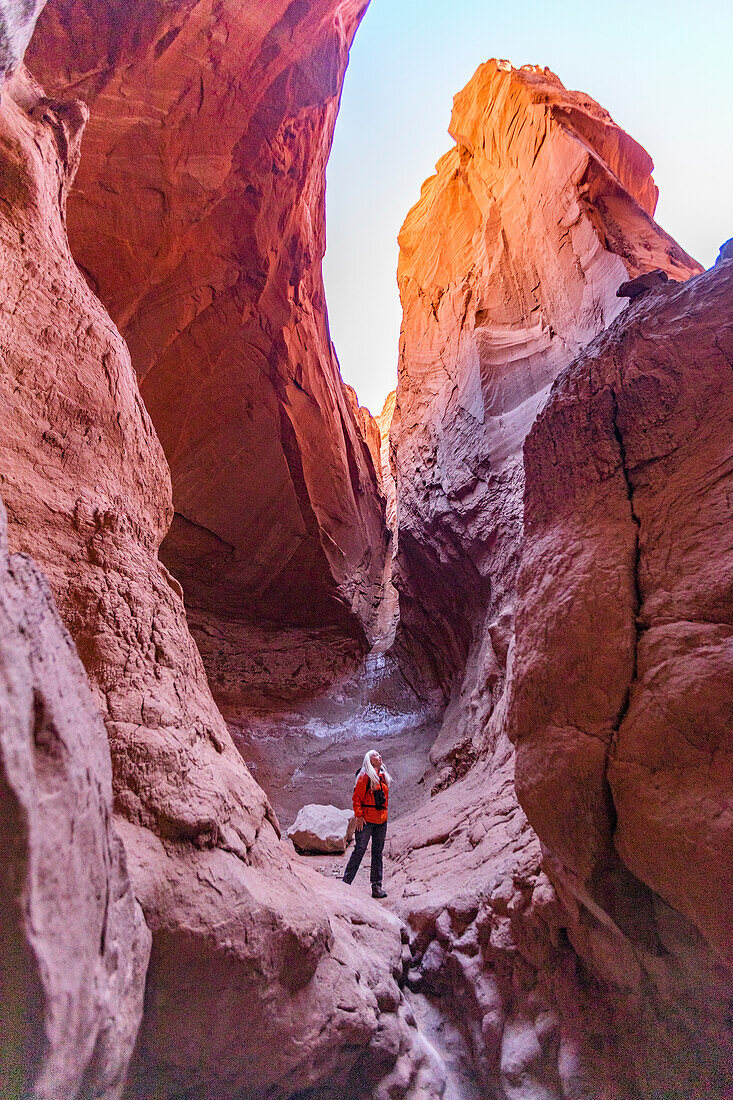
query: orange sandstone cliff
387 60 730 1099
392 60 702 749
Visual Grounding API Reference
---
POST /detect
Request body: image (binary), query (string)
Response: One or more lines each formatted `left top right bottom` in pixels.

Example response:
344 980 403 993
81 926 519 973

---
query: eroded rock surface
27 0 388 655
0 0 46 80
387 61 730 1100
388 749 627 1099
391 60 702 761
5 4 730 1095
0 63 436 1100
505 261 733 1093
0 499 150 1100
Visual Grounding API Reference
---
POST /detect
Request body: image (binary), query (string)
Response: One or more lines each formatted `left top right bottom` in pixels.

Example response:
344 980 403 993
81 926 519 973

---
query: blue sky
322 0 733 413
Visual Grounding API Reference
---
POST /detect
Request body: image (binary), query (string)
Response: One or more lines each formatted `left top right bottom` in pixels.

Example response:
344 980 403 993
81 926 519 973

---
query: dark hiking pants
343 821 387 886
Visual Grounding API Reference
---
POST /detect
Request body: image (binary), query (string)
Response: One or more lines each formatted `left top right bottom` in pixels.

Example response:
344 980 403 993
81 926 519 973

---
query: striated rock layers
0 63 433 1100
506 260 733 1093
387 59 730 1099
0 498 149 1100
387 260 733 1100
389 263 733 1095
391 60 702 761
27 0 388 658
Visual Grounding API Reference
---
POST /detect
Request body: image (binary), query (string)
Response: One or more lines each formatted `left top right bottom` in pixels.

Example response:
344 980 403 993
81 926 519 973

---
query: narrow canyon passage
1 3 732 1100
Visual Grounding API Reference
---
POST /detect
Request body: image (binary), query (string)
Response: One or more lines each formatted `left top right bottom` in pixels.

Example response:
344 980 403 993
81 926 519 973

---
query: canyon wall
0 14 438 1099
3 4 731 1096
392 60 702 763
27 0 388 661
388 59 731 1098
506 259 733 1092
0 499 149 1099
390 261 733 1099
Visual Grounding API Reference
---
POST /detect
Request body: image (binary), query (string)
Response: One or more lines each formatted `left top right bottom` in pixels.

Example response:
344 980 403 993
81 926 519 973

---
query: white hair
359 749 392 788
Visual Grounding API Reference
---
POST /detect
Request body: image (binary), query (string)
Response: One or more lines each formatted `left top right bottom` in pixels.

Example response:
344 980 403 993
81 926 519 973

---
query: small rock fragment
616 267 669 299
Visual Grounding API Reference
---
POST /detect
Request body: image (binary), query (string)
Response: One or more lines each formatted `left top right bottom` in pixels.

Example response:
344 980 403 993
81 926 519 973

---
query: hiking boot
372 885 387 899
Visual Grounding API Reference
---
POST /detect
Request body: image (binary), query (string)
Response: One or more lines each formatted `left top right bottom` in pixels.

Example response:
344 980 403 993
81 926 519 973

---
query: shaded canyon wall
27 0 389 686
0 8 443 1099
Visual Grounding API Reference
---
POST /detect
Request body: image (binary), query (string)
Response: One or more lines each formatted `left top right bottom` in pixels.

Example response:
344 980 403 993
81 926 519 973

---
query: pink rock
0 43 436 1100
27 0 388 655
391 59 702 758
389 59 730 1099
287 803 357 853
508 261 733 1093
0 498 150 1099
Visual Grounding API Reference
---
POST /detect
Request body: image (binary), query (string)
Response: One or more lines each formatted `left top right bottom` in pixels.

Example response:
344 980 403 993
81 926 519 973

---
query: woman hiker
342 749 391 898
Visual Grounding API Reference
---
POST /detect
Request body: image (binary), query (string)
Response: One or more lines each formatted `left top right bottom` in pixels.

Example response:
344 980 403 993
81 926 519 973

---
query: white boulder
287 804 357 854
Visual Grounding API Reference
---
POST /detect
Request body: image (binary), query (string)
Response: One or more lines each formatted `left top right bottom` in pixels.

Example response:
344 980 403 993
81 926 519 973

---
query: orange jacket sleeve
353 774 367 817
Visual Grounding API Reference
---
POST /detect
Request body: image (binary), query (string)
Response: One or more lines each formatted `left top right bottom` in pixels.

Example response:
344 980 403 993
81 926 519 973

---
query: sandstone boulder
288 804 357 853
0 498 150 1099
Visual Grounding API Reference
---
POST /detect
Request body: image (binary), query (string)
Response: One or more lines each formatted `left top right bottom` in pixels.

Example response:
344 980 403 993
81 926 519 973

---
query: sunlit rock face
392 60 702 757
0 0 46 80
27 0 388 650
388 60 730 1099
376 390 398 533
0 498 149 1100
0 61 435 1100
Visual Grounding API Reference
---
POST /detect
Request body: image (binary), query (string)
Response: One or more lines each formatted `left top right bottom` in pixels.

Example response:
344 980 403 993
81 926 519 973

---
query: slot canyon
0 1 731 1097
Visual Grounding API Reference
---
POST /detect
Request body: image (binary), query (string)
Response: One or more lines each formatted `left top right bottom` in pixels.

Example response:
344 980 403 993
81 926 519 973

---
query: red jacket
353 770 389 824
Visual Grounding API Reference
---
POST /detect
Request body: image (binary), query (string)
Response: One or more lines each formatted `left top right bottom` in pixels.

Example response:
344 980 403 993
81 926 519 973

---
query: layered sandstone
505 260 733 1091
387 60 730 1099
0 499 149 1100
0 63 432 1100
5 2 731 1093
388 263 733 1099
392 60 702 760
28 0 387 649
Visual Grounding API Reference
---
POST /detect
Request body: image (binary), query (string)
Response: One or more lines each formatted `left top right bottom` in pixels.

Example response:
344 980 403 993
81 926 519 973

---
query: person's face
370 752 382 770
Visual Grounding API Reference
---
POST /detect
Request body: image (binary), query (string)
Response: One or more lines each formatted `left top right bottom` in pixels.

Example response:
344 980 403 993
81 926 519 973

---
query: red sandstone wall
506 262 733 1093
0 21 433 1099
27 0 388 643
392 61 702 761
388 60 731 1098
